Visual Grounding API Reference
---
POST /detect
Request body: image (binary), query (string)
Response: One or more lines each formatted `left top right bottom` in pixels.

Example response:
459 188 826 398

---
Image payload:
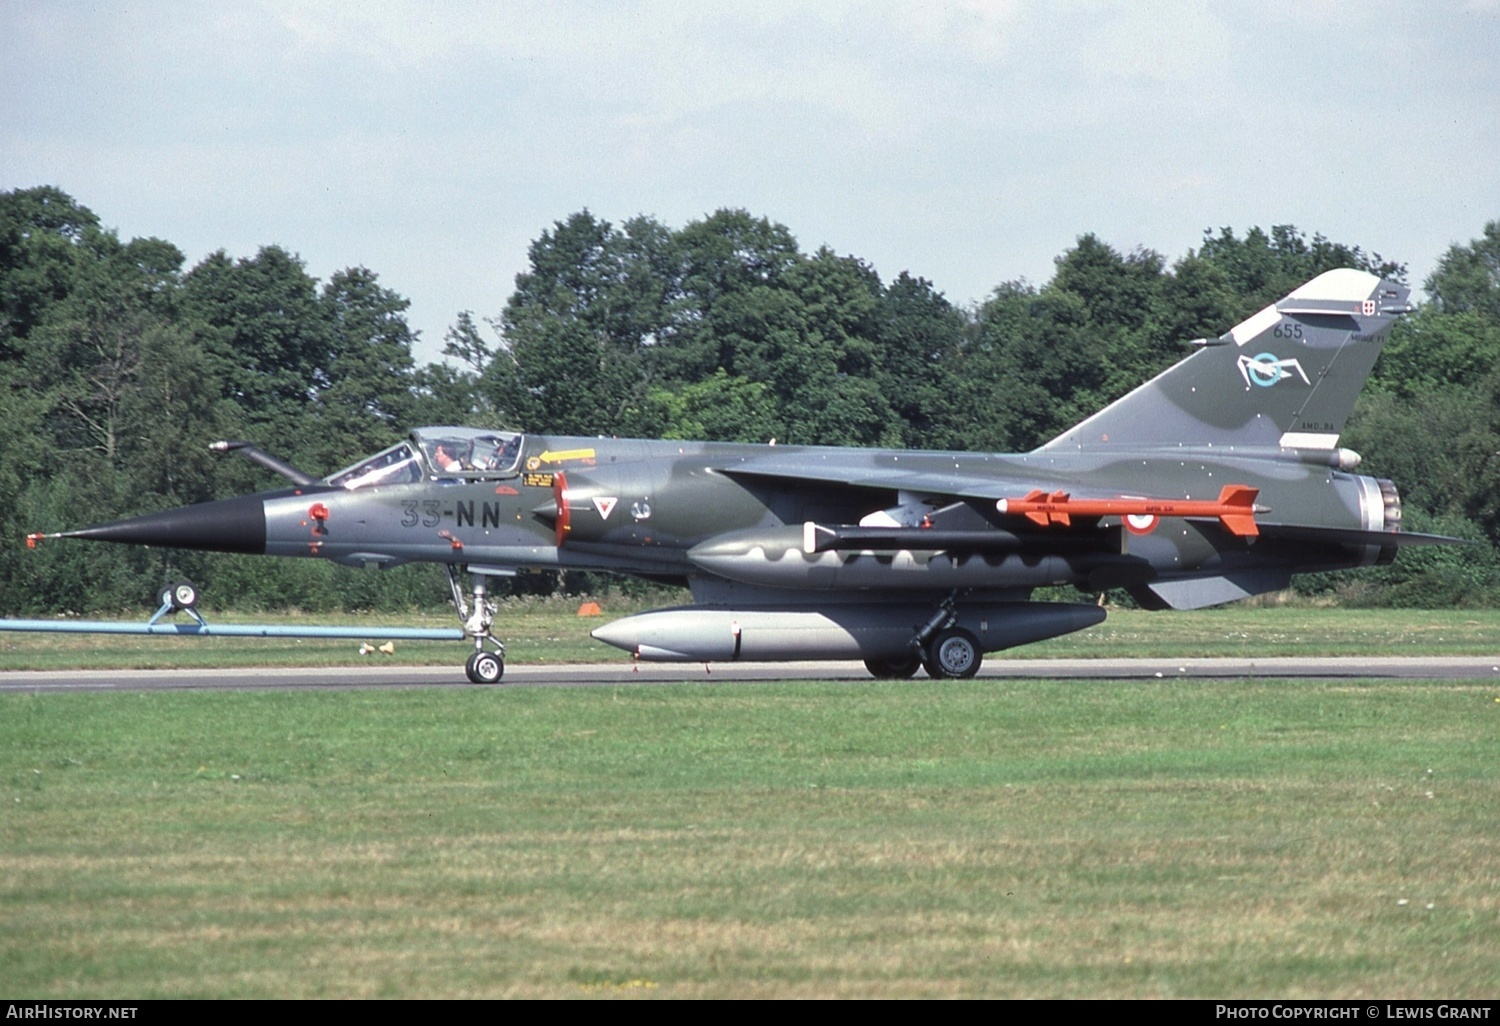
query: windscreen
326 442 422 490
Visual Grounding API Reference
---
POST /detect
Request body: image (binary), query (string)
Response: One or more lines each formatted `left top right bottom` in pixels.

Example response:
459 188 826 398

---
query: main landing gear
863 593 983 680
447 566 507 684
922 626 981 679
863 652 922 679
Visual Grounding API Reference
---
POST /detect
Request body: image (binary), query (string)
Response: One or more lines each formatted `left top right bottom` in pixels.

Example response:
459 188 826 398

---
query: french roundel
1125 513 1158 535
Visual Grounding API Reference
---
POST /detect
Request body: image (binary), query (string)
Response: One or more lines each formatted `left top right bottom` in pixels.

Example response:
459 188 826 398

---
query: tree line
1 186 1496 614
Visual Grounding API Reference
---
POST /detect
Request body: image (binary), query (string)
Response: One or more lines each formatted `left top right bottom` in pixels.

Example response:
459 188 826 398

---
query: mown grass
1017 605 1500 658
2 603 1499 670
2 678 1497 997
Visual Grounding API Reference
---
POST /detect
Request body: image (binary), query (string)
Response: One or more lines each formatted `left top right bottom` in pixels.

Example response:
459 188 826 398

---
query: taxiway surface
2 656 1498 693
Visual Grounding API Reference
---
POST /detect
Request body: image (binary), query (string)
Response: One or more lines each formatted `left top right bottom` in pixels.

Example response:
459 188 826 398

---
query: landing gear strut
447 566 507 684
149 579 206 628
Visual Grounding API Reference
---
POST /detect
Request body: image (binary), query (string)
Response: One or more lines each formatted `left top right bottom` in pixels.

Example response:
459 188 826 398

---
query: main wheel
864 653 922 679
925 627 982 679
465 650 504 684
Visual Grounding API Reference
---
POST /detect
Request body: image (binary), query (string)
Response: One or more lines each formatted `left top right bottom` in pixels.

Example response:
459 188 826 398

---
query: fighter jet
31 269 1452 682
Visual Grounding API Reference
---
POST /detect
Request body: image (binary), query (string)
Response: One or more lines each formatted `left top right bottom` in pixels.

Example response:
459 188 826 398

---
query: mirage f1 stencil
1237 352 1311 388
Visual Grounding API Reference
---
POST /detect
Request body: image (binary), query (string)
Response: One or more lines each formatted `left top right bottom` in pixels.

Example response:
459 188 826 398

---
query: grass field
2 603 1500 670
3 667 1498 997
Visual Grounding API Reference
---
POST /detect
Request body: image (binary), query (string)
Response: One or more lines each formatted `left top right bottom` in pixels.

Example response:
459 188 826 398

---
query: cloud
3 0 1496 361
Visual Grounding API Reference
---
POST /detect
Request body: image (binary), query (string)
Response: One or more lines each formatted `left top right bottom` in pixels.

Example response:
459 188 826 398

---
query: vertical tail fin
1040 269 1411 453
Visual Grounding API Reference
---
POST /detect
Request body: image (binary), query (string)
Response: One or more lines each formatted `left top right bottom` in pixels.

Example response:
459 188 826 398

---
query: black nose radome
61 495 267 555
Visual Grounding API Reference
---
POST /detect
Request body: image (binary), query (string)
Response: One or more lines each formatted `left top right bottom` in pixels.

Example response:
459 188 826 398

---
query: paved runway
2 655 1498 693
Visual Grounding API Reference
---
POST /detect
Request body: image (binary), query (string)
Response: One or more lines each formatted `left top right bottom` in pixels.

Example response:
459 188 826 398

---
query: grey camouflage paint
53 270 1449 678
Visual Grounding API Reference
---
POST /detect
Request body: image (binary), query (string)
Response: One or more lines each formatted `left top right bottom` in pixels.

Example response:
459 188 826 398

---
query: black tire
171 580 198 609
925 627 982 679
159 580 198 611
465 650 504 684
864 653 922 679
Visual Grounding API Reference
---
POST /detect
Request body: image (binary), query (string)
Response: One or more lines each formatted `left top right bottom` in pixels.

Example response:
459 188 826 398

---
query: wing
719 456 1267 537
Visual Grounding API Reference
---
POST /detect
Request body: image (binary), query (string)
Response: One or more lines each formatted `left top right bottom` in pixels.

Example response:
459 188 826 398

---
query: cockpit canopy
326 428 526 490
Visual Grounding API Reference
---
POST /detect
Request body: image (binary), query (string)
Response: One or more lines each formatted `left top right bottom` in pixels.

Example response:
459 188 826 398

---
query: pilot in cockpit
431 442 465 473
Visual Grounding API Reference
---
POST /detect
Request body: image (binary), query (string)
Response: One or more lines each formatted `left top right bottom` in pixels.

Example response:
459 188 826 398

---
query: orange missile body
996 484 1266 537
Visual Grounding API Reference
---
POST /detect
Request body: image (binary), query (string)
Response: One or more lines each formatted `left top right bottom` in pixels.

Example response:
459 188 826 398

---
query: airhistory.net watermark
5 1007 137 1020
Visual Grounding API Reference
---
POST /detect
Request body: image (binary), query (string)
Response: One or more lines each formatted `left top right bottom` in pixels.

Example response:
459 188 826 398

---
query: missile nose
58 495 268 555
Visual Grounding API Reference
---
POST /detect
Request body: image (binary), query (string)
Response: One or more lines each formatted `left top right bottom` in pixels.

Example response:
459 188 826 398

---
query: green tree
967 281 1099 450
487 212 672 434
407 311 497 428
181 246 334 462
625 368 780 442
0 186 102 354
1424 221 1500 321
1049 235 1170 404
1150 252 1239 351
767 248 896 446
653 209 801 383
871 272 971 450
1349 221 1500 546
1376 221 1500 399
307 266 420 471
1198 224 1405 319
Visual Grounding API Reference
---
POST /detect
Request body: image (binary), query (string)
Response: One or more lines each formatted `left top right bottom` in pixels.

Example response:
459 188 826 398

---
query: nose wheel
465 649 504 684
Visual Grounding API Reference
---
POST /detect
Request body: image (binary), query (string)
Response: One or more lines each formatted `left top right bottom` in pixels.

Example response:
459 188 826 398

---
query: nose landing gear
447 565 509 684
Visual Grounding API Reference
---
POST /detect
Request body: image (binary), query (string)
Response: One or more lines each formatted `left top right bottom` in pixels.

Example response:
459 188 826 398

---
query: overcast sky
4 1 1497 364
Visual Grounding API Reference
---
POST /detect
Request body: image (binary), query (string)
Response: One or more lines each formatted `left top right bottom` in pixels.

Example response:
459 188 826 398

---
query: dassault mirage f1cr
35 269 1452 682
